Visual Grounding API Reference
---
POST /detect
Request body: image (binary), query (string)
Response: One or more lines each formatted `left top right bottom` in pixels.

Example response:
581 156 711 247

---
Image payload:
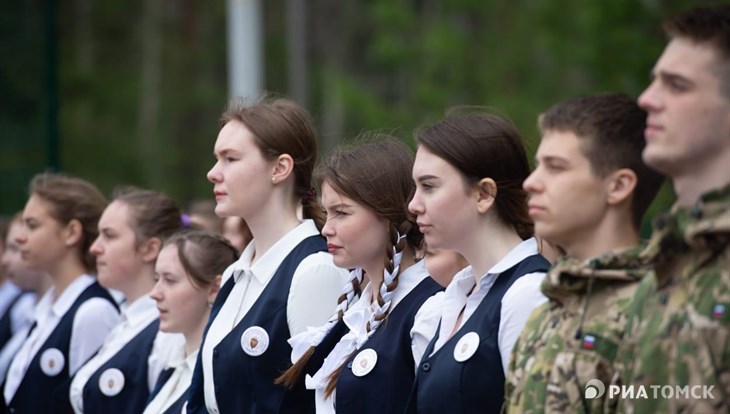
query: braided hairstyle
276 136 422 391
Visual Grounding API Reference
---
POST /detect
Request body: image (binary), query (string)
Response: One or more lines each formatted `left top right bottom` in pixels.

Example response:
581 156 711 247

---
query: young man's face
523 131 610 252
638 37 730 178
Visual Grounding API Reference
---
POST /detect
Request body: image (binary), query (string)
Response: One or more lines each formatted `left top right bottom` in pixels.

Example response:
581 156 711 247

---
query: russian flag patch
713 304 726 319
582 334 596 350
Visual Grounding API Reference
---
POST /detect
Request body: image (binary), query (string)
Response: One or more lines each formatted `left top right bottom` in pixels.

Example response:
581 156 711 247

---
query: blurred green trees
2 0 704 223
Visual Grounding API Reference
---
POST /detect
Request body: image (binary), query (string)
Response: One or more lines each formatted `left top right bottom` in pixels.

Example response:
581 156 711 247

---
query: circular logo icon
99 368 125 397
585 379 605 399
351 348 378 377
241 326 270 357
40 348 65 376
453 331 480 362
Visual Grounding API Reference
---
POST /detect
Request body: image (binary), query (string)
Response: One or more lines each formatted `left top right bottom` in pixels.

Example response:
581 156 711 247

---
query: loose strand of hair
275 346 316 389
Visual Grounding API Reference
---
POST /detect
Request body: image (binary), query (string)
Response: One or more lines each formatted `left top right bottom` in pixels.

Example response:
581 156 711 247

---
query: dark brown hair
276 136 422 392
30 173 108 273
538 93 665 229
664 5 730 95
221 95 325 229
164 230 239 289
112 186 184 246
416 111 534 240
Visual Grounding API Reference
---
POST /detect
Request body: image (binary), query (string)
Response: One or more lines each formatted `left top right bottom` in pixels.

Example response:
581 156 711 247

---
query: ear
139 237 162 263
475 178 497 214
271 154 295 184
63 219 83 247
208 274 222 304
605 168 637 206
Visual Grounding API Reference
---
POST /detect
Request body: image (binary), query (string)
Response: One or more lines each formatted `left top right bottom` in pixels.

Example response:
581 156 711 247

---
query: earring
272 176 277 184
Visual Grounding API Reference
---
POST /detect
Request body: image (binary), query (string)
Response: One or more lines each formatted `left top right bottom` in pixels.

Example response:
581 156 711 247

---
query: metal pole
227 0 263 100
44 0 60 171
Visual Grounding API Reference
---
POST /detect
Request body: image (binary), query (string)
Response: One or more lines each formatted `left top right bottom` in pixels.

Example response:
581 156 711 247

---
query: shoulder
503 272 546 303
75 296 119 319
292 252 348 283
413 291 445 328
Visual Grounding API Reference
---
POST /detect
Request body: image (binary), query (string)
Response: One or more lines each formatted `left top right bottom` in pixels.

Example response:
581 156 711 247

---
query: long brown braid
277 136 422 393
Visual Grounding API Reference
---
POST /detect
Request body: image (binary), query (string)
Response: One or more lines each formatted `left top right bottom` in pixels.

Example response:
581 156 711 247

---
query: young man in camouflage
614 5 730 413
504 93 664 413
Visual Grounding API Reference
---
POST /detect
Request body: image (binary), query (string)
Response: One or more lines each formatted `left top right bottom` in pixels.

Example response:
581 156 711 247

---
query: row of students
4 7 725 412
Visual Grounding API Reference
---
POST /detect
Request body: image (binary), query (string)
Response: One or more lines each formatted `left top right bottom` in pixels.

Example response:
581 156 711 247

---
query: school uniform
0 292 36 381
305 260 443 414
3 275 120 413
69 295 182 414
0 281 25 348
144 345 197 414
186 220 349 414
405 238 549 413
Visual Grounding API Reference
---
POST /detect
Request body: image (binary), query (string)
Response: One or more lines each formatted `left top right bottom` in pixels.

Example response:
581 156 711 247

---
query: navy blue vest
304 319 349 379
406 254 549 414
0 291 27 349
148 366 188 414
187 235 327 414
7 281 118 414
81 319 160 414
334 277 443 414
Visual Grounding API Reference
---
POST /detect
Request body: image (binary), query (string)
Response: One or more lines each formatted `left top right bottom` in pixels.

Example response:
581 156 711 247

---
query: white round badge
40 348 65 376
241 326 270 357
453 331 480 362
99 368 125 397
351 348 378 377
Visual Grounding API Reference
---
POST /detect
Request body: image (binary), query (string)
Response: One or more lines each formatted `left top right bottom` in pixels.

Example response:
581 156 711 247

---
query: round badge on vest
99 368 125 397
40 348 65 376
351 348 378 377
241 326 270 357
453 331 480 362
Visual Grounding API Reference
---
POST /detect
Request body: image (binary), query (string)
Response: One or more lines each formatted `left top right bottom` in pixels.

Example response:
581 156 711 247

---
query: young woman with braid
186 96 348 414
280 138 443 414
404 112 550 413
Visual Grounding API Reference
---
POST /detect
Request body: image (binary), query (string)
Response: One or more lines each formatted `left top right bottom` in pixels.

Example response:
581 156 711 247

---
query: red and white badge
351 348 377 377
241 326 270 357
453 332 479 362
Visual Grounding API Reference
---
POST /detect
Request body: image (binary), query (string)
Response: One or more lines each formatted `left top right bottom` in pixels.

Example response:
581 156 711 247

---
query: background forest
1 0 709 231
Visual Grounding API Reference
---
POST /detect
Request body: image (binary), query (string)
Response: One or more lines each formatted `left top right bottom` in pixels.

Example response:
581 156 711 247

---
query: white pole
227 0 263 100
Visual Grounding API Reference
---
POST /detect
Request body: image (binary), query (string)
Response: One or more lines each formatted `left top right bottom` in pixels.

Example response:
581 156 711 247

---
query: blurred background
1 0 708 231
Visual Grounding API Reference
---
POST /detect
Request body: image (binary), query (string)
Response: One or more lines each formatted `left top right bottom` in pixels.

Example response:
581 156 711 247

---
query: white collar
451 237 539 290
223 220 320 285
119 295 158 327
39 274 95 318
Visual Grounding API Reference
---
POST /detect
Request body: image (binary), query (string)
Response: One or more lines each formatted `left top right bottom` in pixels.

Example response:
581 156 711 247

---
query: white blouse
410 238 547 374
201 219 349 414
69 295 183 413
4 275 120 404
300 260 431 414
143 345 197 414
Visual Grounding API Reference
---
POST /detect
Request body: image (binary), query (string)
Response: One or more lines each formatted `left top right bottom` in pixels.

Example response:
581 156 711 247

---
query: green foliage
2 0 710 218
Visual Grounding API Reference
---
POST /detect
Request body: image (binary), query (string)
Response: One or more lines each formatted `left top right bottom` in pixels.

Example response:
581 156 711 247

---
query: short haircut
665 5 730 96
538 93 665 230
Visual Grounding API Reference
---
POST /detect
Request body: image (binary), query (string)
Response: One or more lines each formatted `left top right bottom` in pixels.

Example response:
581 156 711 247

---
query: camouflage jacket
505 246 648 414
612 185 730 413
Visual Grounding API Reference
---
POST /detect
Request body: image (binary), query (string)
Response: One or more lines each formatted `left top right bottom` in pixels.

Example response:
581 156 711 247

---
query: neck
245 194 300 263
458 218 523 281
563 212 640 262
120 265 156 304
365 247 416 300
669 150 730 207
50 252 87 299
183 309 210 356
35 274 52 301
